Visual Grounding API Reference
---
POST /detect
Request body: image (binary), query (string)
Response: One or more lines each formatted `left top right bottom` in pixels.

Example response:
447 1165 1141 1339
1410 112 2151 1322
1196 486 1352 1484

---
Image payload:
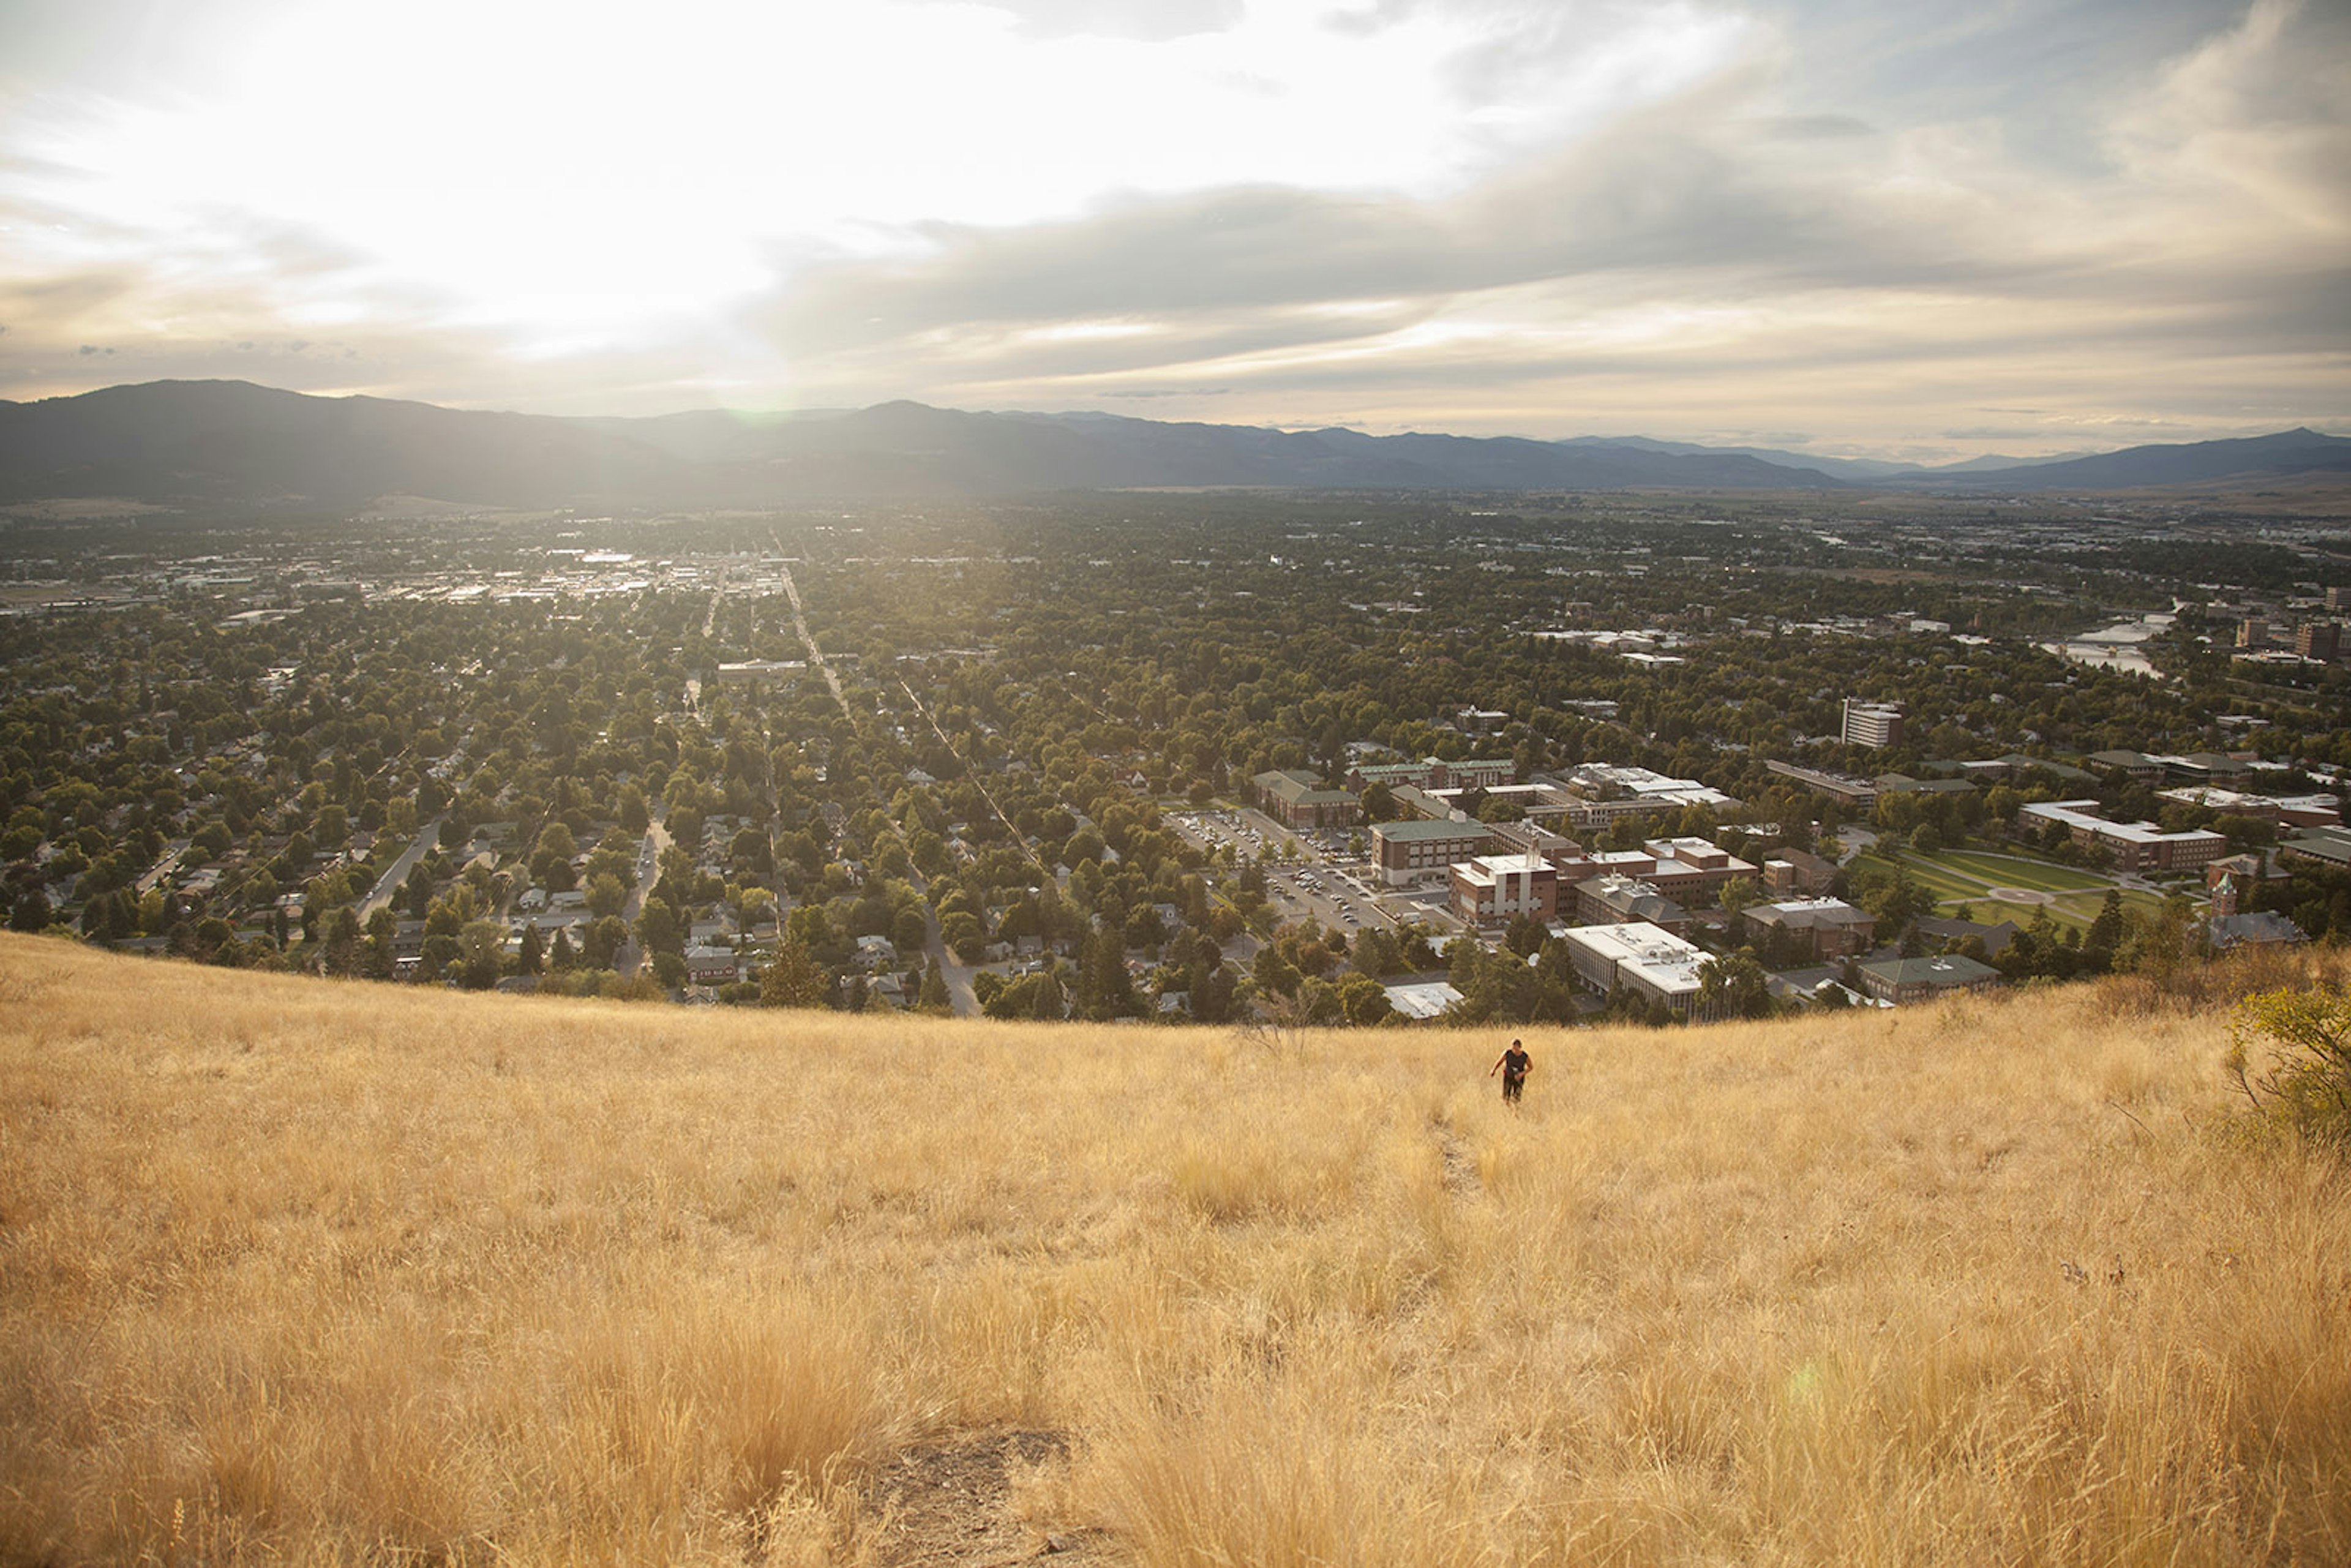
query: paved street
356 817 443 923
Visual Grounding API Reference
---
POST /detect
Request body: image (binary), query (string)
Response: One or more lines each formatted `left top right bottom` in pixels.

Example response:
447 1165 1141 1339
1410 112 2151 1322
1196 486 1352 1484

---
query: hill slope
3 934 2344 1566
0 381 1846 506
5 380 2342 507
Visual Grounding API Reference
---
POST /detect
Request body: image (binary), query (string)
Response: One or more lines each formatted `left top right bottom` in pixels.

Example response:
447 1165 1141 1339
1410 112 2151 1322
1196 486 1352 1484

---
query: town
4 490 2347 1025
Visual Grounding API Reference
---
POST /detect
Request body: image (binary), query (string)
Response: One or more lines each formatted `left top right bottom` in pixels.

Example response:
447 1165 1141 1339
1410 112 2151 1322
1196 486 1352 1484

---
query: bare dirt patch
870 1430 1111 1567
1430 1117 1482 1202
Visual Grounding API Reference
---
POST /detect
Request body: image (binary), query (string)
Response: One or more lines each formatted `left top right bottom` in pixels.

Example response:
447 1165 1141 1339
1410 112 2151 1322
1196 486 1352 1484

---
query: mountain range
1 380 2345 510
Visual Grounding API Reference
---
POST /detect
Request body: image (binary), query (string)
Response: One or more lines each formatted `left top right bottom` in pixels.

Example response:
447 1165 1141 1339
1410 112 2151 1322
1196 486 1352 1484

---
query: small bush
2226 985 2351 1149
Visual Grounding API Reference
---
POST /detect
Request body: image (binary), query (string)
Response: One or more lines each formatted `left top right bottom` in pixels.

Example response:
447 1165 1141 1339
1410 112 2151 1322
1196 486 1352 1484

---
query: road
910 869 980 1016
771 550 850 720
616 812 673 978
356 817 443 923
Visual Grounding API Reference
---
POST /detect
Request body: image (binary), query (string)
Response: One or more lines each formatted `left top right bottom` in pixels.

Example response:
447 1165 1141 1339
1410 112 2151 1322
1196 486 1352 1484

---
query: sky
0 0 2344 462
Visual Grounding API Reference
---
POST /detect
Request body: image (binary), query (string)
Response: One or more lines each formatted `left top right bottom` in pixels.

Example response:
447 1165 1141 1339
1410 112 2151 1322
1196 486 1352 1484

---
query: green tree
2226 986 2351 1149
1697 954 1774 1021
457 919 505 989
1717 874 1761 914
1336 972 1393 1026
585 871 630 920
760 937 833 1008
917 961 952 1016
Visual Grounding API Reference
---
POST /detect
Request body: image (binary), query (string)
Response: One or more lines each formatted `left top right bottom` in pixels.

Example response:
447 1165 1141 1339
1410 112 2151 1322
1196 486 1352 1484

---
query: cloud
0 0 2344 453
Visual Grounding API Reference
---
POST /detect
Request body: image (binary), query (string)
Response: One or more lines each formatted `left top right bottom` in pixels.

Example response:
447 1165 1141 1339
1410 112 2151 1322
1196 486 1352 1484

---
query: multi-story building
1553 763 1739 829
1842 699 1905 750
1554 921 1708 1014
2297 621 2341 662
1251 770 1363 831
1765 759 1879 807
1571 874 1690 934
2016 800 2228 872
1760 847 1839 898
1741 898 1878 961
1856 954 2001 1005
1348 756 1517 792
1449 853 1559 927
1371 817 1494 885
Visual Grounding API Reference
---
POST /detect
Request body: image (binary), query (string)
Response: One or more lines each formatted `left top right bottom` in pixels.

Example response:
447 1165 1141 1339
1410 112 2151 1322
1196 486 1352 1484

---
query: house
853 935 898 970
684 945 741 985
1856 954 2000 1005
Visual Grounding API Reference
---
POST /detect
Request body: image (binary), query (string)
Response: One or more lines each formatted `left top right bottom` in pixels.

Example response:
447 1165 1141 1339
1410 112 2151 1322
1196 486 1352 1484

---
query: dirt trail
1430 1117 1482 1202
869 1430 1109 1567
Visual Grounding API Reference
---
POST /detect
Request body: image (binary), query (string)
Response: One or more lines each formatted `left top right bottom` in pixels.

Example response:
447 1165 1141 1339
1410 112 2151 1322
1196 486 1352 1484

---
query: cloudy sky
0 0 2343 460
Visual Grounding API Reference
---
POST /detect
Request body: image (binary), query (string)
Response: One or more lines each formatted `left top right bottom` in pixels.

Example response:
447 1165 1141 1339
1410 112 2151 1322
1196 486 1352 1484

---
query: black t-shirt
1502 1048 1529 1081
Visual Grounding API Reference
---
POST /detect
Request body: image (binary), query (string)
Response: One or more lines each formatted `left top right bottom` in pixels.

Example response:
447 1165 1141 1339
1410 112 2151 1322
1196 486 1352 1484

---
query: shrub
2226 985 2351 1149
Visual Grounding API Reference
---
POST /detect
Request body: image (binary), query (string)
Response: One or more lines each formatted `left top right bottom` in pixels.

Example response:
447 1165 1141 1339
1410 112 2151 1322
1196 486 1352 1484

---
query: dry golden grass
2 932 2346 1566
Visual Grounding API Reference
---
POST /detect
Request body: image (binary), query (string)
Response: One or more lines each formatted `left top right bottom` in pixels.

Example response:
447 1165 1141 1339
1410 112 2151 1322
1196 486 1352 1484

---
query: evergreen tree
760 937 833 1009
918 960 952 1015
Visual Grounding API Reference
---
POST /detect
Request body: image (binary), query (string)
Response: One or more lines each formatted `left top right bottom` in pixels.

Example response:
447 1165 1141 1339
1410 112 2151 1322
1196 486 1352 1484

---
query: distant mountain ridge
0 380 2343 509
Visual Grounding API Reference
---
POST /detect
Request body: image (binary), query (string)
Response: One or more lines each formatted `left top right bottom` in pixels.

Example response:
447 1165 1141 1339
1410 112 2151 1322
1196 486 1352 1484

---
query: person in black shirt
1489 1038 1531 1104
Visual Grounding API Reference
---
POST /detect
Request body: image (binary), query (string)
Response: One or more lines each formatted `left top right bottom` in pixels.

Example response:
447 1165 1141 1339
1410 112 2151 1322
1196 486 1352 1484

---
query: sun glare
9 0 1751 350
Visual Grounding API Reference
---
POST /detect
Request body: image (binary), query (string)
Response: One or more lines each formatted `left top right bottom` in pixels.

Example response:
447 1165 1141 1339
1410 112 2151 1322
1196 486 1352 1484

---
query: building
2296 621 2341 662
1450 852 1559 927
714 659 807 688
1348 757 1517 792
2280 825 2351 869
1741 898 1878 961
1636 836 1758 902
1572 874 1690 934
1554 763 1739 830
2085 749 2165 785
1764 759 1878 808
1856 954 2001 1005
1914 915 2019 958
2208 912 2307 950
1371 817 1493 885
683 945 741 985
1455 707 1510 733
1760 847 1839 898
1554 921 1708 1014
1842 699 1905 750
1384 980 1466 1020
1252 770 1363 831
2157 787 2341 829
2017 800 2229 873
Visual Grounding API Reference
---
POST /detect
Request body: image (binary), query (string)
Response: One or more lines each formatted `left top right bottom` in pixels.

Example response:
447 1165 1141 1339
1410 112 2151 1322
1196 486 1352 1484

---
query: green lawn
1848 846 2170 934
1925 849 2112 894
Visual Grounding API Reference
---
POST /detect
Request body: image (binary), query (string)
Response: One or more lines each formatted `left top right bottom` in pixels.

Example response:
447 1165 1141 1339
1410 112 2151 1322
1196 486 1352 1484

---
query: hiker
1489 1038 1531 1104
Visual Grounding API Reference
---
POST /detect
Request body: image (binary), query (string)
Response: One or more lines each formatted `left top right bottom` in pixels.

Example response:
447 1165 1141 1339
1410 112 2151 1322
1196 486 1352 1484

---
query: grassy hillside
2 934 2345 1566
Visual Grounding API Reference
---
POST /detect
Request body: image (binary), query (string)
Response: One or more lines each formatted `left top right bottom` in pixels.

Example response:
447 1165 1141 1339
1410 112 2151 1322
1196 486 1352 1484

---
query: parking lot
1171 805 1458 937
